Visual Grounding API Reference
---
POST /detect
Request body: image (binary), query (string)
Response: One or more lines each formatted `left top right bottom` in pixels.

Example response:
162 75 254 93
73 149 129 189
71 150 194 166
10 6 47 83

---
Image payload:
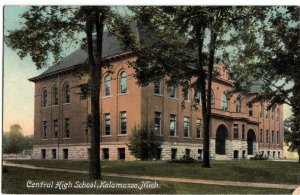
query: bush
128 126 162 160
250 152 268 160
167 156 198 163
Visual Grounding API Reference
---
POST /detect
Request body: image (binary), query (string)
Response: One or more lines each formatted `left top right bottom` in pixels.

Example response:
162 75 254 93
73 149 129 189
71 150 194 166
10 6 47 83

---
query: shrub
250 152 268 160
167 155 198 163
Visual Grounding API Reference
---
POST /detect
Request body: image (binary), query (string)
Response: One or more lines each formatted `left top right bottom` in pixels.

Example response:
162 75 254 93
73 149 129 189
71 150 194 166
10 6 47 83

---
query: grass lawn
6 159 300 185
2 166 293 194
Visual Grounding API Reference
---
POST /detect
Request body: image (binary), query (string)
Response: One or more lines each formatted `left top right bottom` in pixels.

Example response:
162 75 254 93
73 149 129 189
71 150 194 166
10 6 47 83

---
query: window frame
120 72 127 94
65 118 70 138
120 111 127 135
183 117 190 138
42 89 48 107
104 75 111 96
221 94 228 111
233 124 239 139
169 114 177 136
53 119 58 139
53 87 59 105
104 113 111 135
154 80 161 95
154 112 162 135
42 121 47 139
236 99 241 113
196 119 201 138
64 84 70 104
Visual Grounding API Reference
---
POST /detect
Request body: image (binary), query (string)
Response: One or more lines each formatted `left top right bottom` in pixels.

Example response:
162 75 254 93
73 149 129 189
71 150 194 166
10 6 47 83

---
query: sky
2 5 294 136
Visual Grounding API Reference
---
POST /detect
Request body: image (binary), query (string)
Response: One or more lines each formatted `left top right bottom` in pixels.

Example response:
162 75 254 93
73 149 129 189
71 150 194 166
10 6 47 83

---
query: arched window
42 89 47 107
53 87 59 105
120 72 127 94
259 104 263 118
221 94 228 111
236 99 241 113
104 75 111 96
64 84 70 103
210 90 215 108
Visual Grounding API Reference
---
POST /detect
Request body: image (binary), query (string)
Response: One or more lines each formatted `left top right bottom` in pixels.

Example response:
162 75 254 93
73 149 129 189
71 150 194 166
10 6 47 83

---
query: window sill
63 137 70 140
118 93 128 96
102 135 112 137
196 137 202 139
183 137 192 139
169 97 177 100
52 138 58 140
154 94 163 97
169 136 178 138
184 100 191 103
63 103 71 105
117 134 127 137
41 139 48 140
102 96 112 99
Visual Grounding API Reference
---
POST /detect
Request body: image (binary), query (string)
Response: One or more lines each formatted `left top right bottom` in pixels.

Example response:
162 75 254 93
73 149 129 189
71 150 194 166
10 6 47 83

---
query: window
277 131 279 144
265 107 269 119
242 125 245 139
63 149 68 159
156 148 162 160
65 118 70 138
104 113 110 135
273 151 275 158
233 124 239 139
183 85 189 101
221 94 228 111
169 85 176 98
248 104 253 117
171 148 177 160
53 120 58 138
272 131 274 143
154 112 162 135
154 80 161 95
41 149 46 159
120 72 127 94
104 75 111 96
198 149 202 160
211 90 215 108
272 109 275 120
52 149 57 159
277 109 280 121
42 89 47 107
64 84 70 103
169 114 176 136
266 130 270 143
278 151 281 158
236 99 241 113
184 117 190 137
260 129 264 143
118 148 125 160
102 148 109 160
195 91 201 105
120 112 127 134
185 149 191 158
196 119 201 138
42 121 47 139
259 104 263 118
53 87 59 105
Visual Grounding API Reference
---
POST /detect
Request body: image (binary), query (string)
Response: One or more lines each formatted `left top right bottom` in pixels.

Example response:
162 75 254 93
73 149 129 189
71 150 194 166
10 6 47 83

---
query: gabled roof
29 22 150 82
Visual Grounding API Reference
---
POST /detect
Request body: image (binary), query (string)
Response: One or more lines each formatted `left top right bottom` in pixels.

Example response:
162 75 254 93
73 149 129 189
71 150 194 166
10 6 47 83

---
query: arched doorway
247 129 256 155
216 125 229 155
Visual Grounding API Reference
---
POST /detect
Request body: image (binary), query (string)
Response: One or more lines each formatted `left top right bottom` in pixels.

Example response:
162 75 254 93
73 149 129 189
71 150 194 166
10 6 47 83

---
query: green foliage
284 115 300 162
167 156 198 163
249 152 268 160
128 127 162 160
229 7 299 113
3 124 33 154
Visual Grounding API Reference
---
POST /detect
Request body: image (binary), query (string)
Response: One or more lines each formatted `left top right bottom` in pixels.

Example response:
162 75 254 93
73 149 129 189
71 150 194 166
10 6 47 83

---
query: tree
128 126 162 160
128 6 260 168
3 124 33 154
5 6 135 179
229 7 299 118
284 116 300 163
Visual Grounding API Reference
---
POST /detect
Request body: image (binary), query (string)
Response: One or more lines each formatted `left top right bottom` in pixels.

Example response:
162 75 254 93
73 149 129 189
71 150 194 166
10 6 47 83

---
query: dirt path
3 161 299 190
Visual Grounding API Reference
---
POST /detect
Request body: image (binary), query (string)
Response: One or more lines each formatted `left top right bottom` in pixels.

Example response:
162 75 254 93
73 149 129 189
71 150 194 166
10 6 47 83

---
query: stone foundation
33 141 283 161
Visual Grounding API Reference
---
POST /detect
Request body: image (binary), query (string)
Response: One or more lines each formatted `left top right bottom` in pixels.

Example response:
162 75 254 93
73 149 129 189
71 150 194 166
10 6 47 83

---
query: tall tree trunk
86 13 101 179
195 25 211 168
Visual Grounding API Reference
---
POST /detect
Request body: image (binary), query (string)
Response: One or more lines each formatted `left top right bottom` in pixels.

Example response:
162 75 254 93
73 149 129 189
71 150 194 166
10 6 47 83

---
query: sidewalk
3 161 299 190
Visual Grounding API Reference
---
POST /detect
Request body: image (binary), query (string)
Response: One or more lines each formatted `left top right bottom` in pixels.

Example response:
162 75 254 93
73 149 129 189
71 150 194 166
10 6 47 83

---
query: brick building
29 31 283 161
